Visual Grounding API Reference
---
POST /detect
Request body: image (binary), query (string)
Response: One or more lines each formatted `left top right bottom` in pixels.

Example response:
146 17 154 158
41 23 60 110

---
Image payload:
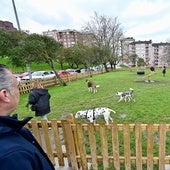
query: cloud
120 0 170 42
1 0 170 42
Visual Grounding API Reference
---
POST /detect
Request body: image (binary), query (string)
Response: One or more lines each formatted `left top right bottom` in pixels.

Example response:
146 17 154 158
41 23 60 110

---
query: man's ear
0 89 10 102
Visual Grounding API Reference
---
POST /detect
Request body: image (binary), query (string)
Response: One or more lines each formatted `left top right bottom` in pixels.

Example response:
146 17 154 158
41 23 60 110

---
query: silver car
21 71 55 80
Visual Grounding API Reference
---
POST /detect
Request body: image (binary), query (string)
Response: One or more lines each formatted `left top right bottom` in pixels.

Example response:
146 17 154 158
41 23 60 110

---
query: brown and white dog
75 107 116 124
86 80 100 93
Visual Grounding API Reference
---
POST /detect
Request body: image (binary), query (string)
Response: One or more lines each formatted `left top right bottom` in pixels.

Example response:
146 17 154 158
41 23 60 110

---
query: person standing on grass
27 80 51 120
162 65 166 77
0 64 55 170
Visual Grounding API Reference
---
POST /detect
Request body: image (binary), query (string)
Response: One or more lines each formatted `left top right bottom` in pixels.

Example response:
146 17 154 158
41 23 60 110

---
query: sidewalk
165 164 170 170
54 163 170 170
55 167 72 170
54 158 72 170
55 164 170 170
54 158 92 170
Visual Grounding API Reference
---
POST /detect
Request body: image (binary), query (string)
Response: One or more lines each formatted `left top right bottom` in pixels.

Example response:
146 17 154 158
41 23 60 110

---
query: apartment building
122 37 170 67
152 42 170 67
43 29 83 48
0 20 17 31
129 40 153 65
121 37 135 64
43 28 170 67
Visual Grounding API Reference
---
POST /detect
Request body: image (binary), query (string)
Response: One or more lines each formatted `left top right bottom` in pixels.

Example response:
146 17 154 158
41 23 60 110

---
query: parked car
66 69 77 75
80 68 87 73
74 68 81 73
21 71 55 80
14 74 21 81
19 72 30 79
80 68 93 73
58 70 70 77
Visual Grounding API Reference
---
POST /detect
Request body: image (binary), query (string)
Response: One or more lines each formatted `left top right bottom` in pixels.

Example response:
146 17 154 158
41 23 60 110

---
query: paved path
165 164 170 170
54 158 72 170
54 164 170 170
55 167 72 170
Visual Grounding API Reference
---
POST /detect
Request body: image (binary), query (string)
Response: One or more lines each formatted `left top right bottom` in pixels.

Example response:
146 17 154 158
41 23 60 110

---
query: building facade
152 42 170 66
43 29 170 67
43 29 83 48
0 20 17 31
122 37 170 67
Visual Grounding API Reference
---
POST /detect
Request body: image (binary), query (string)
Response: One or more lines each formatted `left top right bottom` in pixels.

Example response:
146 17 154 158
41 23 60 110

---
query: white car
66 69 77 75
21 71 55 80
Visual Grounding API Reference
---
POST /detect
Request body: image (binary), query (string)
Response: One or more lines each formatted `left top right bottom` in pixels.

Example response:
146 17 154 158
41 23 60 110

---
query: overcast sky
1 0 170 42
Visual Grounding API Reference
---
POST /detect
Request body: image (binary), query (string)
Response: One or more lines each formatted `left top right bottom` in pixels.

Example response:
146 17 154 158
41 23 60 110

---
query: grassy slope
15 67 170 123
0 57 69 72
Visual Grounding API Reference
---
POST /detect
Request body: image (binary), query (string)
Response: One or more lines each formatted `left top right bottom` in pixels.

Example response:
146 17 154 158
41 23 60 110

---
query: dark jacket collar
0 114 32 135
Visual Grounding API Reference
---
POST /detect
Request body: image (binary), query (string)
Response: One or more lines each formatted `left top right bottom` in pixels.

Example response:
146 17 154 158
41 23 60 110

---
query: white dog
116 88 135 102
86 80 100 93
75 107 116 124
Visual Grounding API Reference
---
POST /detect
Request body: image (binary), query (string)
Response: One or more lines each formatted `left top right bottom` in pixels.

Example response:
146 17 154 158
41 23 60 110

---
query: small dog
75 107 116 124
116 88 135 102
86 80 100 93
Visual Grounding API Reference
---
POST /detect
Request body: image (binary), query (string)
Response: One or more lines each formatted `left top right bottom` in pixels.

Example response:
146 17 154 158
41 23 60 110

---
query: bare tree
82 11 124 71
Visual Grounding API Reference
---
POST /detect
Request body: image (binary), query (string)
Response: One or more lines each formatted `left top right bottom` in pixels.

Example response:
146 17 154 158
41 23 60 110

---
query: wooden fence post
159 123 166 170
135 123 142 170
41 120 55 165
147 123 154 170
100 123 109 169
123 123 131 170
88 123 98 170
62 120 79 170
51 119 65 166
112 123 120 170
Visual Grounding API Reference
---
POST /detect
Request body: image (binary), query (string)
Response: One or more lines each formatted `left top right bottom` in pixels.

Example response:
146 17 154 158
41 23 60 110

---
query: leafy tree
0 30 66 85
0 29 28 69
71 43 93 68
57 47 67 69
60 47 80 68
0 29 11 56
22 34 67 86
137 58 146 67
129 53 138 67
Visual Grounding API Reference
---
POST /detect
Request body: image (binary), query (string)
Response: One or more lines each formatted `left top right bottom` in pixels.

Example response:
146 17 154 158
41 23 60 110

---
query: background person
162 65 166 77
27 80 51 120
0 64 55 170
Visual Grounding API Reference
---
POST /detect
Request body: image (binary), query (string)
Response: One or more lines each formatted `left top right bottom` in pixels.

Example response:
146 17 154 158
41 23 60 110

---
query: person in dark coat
0 64 55 170
162 65 166 77
27 80 51 120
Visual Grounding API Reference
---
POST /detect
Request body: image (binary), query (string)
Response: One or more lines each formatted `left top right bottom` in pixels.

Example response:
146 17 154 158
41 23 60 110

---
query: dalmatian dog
116 88 135 102
75 107 116 124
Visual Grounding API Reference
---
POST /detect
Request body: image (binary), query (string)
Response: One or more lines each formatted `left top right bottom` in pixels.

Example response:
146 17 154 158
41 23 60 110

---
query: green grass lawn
15 67 170 124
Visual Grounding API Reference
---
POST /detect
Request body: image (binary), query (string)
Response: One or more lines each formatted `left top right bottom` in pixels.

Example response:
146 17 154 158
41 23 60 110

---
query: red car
58 70 70 77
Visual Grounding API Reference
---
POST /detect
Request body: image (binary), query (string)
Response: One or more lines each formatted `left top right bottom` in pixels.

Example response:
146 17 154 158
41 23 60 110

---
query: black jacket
28 88 51 116
0 115 55 170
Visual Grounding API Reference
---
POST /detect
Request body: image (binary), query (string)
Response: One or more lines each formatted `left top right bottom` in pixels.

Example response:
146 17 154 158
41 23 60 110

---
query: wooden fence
19 70 104 94
26 120 170 170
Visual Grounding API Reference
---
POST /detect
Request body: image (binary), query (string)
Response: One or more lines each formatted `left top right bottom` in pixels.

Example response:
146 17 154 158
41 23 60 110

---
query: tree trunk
47 58 67 86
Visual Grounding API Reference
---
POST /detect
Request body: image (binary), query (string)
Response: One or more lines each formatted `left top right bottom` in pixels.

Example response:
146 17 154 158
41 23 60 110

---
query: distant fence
26 120 170 170
19 70 104 94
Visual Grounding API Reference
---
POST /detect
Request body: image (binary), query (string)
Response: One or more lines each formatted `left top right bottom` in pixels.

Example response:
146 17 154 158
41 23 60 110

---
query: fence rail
26 120 170 170
19 70 104 94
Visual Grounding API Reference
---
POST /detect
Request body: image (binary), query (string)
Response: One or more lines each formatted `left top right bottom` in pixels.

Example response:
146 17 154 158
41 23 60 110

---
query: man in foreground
0 64 55 170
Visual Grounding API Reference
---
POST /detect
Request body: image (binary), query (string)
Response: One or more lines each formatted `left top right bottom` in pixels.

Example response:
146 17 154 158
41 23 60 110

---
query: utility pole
12 0 21 31
12 0 32 77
